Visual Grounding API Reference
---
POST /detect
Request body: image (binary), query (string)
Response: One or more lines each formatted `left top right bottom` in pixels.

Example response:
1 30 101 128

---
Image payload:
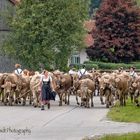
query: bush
84 60 95 64
84 63 98 70
70 63 98 71
70 64 82 70
97 62 130 70
84 61 140 70
134 63 140 69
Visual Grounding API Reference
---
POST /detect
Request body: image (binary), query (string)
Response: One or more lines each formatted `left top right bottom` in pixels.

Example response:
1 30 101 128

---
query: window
70 54 80 64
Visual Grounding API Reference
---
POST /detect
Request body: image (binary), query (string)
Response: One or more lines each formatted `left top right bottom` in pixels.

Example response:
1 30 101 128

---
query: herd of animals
0 69 140 108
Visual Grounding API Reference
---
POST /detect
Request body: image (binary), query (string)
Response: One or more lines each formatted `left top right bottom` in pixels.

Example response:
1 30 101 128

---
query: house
0 0 19 72
69 20 95 66
0 0 20 43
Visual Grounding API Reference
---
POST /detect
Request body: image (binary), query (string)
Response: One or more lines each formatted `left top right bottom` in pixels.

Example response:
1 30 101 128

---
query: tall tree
86 0 140 63
4 0 89 70
136 0 140 6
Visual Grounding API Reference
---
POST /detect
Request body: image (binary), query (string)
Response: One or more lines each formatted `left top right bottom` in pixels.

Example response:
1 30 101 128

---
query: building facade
0 0 17 72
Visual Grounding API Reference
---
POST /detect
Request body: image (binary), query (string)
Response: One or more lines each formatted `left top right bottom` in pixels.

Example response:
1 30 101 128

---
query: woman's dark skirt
41 83 56 101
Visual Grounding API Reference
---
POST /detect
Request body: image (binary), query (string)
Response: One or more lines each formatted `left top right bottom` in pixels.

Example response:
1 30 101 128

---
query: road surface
0 96 139 140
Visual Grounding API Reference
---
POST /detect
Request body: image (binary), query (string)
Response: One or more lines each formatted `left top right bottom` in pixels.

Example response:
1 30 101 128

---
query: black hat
82 64 86 68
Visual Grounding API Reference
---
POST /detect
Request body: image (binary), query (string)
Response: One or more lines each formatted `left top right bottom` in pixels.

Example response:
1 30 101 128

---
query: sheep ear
22 83 26 87
132 83 137 88
1 85 5 88
88 89 92 94
12 84 16 87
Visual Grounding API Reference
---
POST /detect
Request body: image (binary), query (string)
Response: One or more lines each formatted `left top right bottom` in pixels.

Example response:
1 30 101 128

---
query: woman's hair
44 70 49 74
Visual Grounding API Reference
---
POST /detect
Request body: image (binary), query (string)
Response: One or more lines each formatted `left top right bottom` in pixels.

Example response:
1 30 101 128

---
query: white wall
79 49 89 64
69 49 89 66
0 0 17 72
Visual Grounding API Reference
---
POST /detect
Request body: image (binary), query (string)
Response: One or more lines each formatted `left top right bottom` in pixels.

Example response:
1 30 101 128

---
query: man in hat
78 65 87 79
69 67 77 75
129 66 138 78
14 64 23 75
118 67 124 73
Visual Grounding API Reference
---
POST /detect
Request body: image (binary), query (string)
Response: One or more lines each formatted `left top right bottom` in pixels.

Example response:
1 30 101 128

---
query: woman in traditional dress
40 70 55 110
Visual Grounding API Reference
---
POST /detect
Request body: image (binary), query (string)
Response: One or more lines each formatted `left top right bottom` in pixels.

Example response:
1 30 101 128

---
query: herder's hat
15 64 21 68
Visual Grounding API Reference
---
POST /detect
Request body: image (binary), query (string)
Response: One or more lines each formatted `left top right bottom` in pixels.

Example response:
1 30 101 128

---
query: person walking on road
39 70 55 110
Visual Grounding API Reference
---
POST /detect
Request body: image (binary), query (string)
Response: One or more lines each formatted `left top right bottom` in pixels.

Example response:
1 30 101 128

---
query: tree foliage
86 0 140 63
4 0 89 70
136 0 140 6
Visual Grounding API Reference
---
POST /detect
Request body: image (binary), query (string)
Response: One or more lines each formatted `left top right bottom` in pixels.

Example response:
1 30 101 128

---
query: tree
86 0 140 63
136 0 140 6
4 0 89 70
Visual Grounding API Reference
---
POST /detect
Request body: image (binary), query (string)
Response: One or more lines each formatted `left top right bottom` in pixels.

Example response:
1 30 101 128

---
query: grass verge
98 133 140 140
83 133 140 140
107 99 140 123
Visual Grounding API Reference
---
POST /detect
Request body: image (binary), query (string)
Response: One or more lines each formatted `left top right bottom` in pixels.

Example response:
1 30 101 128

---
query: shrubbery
84 63 98 70
70 63 98 70
83 61 140 70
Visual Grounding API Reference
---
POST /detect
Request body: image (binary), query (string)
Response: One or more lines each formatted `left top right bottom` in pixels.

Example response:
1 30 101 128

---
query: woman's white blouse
40 75 52 82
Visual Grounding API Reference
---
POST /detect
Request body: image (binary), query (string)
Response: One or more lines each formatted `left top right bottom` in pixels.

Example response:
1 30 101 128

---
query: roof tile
84 20 96 33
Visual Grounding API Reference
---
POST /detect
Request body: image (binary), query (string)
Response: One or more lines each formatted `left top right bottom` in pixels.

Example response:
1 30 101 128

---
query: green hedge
70 64 98 70
84 63 98 70
83 61 140 70
71 63 98 70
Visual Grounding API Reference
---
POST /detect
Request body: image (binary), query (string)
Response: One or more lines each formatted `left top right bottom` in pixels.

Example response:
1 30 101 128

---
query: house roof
84 20 96 33
84 20 95 47
9 0 20 5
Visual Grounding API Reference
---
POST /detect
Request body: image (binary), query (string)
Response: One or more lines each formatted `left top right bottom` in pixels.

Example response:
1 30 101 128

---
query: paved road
0 96 139 140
